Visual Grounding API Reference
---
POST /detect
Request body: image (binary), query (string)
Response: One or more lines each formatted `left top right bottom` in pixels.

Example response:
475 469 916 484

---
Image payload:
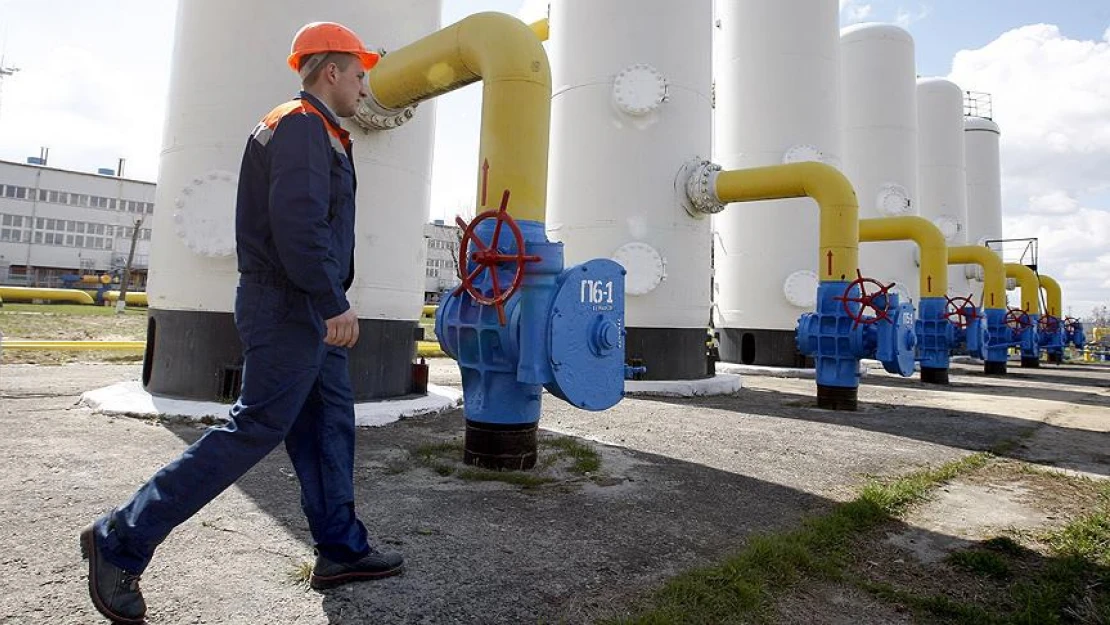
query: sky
0 0 1108 317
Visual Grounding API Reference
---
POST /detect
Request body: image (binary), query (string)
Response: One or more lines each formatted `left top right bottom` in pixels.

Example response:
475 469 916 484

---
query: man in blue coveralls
80 22 403 624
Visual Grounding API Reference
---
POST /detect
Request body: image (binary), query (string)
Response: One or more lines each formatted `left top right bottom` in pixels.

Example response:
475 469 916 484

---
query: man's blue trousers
95 280 369 573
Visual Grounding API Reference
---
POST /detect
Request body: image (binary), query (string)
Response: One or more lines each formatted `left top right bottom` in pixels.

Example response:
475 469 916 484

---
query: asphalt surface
1 358 1107 624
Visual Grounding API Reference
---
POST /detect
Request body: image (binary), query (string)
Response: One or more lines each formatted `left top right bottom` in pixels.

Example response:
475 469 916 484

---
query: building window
108 198 117 210
34 232 42 244
75 235 84 247
65 234 74 246
38 189 48 201
1 214 10 226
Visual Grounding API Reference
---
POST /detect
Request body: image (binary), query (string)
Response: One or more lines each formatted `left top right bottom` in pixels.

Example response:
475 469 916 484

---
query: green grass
607 453 992 625
411 435 601 489
947 549 1012 579
0 302 146 316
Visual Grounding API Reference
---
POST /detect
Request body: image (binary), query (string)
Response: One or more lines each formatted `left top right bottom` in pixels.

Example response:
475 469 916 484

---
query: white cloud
950 24 1110 317
894 5 930 29
516 0 548 23
839 0 874 23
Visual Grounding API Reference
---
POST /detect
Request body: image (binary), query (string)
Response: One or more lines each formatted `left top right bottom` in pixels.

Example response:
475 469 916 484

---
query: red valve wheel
1038 314 1061 333
834 270 895 329
453 189 541 326
1003 307 1032 331
944 294 979 329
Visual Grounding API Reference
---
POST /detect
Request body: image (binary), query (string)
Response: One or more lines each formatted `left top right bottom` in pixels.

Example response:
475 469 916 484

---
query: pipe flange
876 183 913 216
782 144 824 165
931 215 960 242
679 157 725 216
173 170 237 258
783 270 819 308
353 83 418 132
612 63 668 116
611 241 665 295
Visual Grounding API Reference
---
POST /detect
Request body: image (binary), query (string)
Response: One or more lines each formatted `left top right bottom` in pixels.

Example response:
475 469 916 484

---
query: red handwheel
1038 315 1061 334
834 270 895 329
944 294 979 329
453 189 541 325
1004 307 1032 332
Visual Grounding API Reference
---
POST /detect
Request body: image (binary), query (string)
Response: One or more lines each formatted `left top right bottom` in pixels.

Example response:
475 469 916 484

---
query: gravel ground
0 359 1107 624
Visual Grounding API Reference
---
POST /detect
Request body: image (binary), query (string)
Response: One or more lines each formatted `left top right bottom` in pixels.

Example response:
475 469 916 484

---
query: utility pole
116 217 143 314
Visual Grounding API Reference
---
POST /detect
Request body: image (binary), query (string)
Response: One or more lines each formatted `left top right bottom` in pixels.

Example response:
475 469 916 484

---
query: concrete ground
0 359 1107 624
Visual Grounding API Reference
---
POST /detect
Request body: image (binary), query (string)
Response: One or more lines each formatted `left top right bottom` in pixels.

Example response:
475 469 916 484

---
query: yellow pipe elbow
368 12 551 222
529 18 549 42
858 217 947 298
1039 274 1062 318
714 162 859 282
1004 264 1041 315
948 246 1006 310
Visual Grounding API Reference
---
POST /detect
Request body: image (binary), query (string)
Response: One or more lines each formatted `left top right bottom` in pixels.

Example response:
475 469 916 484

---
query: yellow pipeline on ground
421 305 438 318
948 246 1007 309
1 340 144 351
1004 264 1041 315
528 18 549 41
858 217 947 298
1038 274 1062 318
369 12 551 222
417 340 445 357
0 287 95 305
103 291 149 306
714 162 859 281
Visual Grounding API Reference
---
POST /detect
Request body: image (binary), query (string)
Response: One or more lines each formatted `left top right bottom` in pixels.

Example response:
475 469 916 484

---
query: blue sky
0 1 1108 316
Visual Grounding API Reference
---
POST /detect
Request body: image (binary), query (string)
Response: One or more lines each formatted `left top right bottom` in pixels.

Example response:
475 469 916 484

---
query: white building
424 219 460 302
0 158 155 288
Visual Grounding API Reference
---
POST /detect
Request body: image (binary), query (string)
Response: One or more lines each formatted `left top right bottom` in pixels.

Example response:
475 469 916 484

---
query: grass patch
0 302 146 316
411 435 601 489
861 470 1110 624
608 453 992 624
288 560 314 588
947 549 1012 579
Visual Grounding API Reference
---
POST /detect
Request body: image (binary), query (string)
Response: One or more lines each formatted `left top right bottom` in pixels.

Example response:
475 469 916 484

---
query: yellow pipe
0 286 94 305
528 18 549 42
421 304 437 318
417 340 445 357
1004 264 1042 315
948 246 1006 309
103 291 149 306
1 340 144 351
1039 274 1062 318
714 162 858 281
858 217 947 298
369 12 551 222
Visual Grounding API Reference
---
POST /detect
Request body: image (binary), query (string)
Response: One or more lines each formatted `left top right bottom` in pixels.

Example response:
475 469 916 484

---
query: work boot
80 526 147 624
309 547 405 590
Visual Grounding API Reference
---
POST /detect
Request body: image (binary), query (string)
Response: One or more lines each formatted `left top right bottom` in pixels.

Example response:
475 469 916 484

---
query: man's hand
324 309 359 348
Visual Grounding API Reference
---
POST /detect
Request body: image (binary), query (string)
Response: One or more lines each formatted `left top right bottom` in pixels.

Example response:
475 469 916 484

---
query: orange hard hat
287 22 380 72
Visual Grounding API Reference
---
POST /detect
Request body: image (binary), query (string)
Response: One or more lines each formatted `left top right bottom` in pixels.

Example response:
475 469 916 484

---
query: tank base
464 420 538 470
921 367 950 385
144 308 419 402
1021 356 1041 369
719 328 811 368
984 361 1008 376
625 327 712 380
817 385 858 411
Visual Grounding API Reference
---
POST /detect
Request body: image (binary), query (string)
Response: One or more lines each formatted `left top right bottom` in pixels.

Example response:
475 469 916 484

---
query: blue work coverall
95 91 370 573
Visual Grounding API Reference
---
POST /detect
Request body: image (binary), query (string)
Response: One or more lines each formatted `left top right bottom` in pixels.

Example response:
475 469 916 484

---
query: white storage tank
840 23 920 303
545 0 714 380
144 0 440 401
713 0 842 366
916 78 971 299
964 114 1003 302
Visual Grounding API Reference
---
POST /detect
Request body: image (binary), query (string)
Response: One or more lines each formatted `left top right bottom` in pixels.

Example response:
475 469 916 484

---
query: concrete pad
716 362 872 379
624 373 742 397
78 380 463 427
